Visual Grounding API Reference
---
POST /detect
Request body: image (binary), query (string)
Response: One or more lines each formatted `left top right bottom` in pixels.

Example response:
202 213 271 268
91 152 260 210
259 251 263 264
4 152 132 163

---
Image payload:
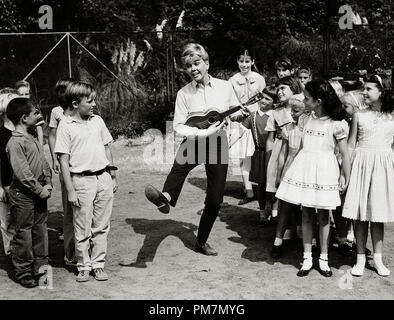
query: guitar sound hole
208 117 216 124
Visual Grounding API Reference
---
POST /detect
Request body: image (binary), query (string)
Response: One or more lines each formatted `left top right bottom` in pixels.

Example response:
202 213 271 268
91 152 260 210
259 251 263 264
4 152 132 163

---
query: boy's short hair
6 97 34 125
297 67 311 76
181 43 209 66
55 78 75 110
65 81 96 107
262 85 278 103
275 57 293 71
15 80 30 90
276 76 303 94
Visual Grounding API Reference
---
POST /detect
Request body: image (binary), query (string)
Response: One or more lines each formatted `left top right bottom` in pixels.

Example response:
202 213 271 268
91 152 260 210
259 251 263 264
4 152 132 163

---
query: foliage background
0 0 392 138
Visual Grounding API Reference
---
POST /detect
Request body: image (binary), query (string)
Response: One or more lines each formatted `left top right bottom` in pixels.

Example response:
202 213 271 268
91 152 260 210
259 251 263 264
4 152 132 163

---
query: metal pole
166 35 170 102
67 33 72 77
170 31 175 100
23 33 68 80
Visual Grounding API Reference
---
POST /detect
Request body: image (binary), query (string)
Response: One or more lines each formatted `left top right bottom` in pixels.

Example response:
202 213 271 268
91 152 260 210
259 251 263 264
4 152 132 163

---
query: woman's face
277 84 293 102
363 82 381 105
237 55 254 75
303 89 318 112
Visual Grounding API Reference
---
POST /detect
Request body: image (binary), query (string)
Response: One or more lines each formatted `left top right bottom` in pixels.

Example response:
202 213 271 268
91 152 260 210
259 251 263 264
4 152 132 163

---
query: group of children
229 51 393 278
0 43 393 289
0 79 117 288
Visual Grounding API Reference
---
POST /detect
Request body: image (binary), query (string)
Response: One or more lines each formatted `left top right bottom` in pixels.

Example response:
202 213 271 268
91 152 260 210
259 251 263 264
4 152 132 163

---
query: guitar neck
220 106 243 119
221 93 261 119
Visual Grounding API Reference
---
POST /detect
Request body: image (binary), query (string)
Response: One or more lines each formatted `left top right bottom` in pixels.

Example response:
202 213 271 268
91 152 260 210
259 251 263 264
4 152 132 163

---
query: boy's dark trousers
163 132 229 246
8 187 48 280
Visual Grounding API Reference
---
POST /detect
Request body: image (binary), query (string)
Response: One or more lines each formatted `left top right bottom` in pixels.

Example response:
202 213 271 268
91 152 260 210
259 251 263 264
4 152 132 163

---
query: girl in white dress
229 49 266 204
342 75 394 277
276 79 351 277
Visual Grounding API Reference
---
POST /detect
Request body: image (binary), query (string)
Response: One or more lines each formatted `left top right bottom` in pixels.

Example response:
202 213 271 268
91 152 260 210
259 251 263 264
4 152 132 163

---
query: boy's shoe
259 210 271 225
76 270 90 282
19 275 38 288
338 242 355 256
195 242 218 256
93 268 109 281
270 245 283 259
64 259 78 267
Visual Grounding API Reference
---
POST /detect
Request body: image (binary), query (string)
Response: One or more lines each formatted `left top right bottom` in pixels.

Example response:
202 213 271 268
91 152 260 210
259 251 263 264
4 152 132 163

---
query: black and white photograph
0 0 393 308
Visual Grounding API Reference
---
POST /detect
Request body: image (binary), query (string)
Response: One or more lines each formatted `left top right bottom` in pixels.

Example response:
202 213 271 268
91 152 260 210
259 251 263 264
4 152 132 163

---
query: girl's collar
235 72 256 84
311 111 329 120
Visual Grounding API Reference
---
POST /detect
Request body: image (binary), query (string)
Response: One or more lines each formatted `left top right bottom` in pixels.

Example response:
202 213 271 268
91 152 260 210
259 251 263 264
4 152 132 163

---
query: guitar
184 91 265 129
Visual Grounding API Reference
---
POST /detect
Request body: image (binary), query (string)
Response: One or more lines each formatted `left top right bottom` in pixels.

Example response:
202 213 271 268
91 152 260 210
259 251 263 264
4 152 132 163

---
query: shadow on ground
188 176 358 271
120 218 198 268
188 177 259 200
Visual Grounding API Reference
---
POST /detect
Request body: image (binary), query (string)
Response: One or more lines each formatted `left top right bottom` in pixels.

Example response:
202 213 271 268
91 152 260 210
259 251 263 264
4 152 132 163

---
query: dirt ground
0 133 393 300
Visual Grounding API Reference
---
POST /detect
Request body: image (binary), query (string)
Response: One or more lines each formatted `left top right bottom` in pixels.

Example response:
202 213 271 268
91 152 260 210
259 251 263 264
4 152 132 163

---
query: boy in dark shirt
0 91 18 264
6 97 52 288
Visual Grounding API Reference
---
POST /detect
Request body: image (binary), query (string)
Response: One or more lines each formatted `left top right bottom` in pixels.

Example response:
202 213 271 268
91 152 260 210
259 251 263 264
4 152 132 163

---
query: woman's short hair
181 43 209 66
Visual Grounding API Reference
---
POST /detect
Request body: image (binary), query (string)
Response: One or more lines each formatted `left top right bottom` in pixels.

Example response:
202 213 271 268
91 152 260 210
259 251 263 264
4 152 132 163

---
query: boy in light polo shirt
55 81 118 282
48 78 76 266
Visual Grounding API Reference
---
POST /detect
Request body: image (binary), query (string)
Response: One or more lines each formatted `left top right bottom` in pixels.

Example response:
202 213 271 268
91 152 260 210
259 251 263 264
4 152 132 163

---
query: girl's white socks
351 254 366 276
373 253 390 277
301 252 313 270
319 253 330 271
